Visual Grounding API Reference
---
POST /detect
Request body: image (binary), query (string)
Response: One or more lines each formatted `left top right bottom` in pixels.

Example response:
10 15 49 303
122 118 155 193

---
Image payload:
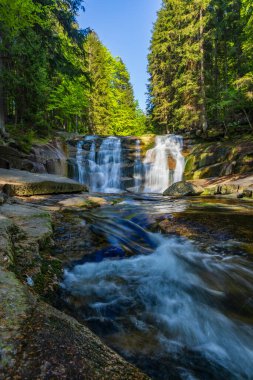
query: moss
34 256 62 296
184 155 196 175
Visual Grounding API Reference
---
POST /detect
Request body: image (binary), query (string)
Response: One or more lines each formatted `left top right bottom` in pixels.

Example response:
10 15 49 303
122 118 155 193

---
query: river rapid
59 194 253 380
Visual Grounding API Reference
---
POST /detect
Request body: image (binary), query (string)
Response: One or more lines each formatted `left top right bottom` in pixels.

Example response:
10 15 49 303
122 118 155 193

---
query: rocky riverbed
0 175 149 379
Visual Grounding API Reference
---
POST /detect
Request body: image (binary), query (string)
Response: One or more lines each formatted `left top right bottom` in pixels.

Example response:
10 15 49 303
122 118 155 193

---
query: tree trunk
200 6 208 133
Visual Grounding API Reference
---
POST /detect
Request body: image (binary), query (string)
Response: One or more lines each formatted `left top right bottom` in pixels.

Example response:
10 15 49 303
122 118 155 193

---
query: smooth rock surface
163 181 204 197
0 168 86 196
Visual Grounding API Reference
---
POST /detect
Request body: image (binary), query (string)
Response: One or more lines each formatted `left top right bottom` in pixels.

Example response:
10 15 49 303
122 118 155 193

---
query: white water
63 234 253 379
143 135 185 193
133 139 143 192
76 140 86 184
75 136 122 193
75 134 184 194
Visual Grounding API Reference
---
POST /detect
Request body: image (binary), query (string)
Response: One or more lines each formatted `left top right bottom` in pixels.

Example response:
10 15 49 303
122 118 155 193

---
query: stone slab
0 168 86 196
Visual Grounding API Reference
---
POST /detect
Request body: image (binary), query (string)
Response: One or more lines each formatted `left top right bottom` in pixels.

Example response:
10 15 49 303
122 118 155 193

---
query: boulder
163 181 204 197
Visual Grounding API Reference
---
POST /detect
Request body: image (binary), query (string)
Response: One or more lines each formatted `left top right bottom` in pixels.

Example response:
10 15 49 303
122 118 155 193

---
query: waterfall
76 140 86 184
75 136 122 193
133 139 143 192
143 135 184 193
74 134 184 194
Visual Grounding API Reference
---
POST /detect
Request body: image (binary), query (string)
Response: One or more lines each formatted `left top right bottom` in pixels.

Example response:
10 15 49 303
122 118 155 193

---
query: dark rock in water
163 181 204 197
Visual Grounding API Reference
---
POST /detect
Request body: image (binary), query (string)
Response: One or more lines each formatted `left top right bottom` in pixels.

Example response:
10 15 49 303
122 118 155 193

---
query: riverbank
1 173 253 379
0 190 149 379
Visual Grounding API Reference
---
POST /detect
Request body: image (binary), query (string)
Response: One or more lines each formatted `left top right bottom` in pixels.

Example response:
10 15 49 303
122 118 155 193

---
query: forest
1 2 253 380
0 0 252 137
148 0 253 134
0 0 146 137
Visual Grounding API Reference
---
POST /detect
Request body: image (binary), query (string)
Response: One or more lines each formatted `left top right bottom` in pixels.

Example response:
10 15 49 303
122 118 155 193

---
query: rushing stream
61 135 253 379
60 195 253 380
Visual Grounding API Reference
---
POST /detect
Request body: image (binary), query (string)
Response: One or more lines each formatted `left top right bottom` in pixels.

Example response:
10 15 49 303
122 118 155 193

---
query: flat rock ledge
0 168 86 196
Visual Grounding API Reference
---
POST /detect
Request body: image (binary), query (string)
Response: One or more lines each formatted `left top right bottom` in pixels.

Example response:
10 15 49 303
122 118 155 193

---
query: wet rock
163 181 204 197
0 168 86 196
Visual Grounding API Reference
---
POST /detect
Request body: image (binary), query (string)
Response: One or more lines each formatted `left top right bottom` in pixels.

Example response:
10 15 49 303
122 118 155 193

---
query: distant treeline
148 0 253 134
0 0 146 136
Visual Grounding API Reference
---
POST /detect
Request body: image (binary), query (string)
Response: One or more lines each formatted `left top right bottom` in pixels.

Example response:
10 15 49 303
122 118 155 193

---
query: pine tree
148 0 253 134
85 31 146 136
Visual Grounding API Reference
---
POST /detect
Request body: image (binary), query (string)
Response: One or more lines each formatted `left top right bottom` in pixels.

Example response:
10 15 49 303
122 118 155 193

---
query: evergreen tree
148 0 253 134
85 32 146 136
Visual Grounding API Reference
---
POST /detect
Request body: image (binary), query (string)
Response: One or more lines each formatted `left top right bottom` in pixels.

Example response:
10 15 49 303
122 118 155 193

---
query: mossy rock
163 181 204 197
184 155 196 175
192 162 226 179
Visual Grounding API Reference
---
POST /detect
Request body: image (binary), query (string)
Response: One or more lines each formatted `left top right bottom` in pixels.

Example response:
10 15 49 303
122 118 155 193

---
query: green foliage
85 32 146 136
6 124 36 153
148 0 253 134
0 1 145 137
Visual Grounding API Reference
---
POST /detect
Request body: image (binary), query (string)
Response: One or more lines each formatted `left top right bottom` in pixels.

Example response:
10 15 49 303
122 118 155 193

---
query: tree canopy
0 0 146 136
147 0 253 134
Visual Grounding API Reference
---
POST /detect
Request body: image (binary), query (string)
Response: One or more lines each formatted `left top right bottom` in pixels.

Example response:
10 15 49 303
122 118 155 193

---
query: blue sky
79 0 162 111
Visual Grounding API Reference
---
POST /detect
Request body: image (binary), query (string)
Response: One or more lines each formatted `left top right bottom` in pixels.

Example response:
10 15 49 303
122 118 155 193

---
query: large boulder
163 181 204 197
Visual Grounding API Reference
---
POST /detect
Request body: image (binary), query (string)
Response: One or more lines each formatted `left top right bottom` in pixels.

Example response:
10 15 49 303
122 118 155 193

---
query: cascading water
76 140 86 184
75 134 184 194
143 135 185 193
62 196 253 380
75 136 122 193
133 139 143 192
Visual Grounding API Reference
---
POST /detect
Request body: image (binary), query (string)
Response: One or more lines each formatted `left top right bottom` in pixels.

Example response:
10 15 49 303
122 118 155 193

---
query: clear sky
78 0 162 111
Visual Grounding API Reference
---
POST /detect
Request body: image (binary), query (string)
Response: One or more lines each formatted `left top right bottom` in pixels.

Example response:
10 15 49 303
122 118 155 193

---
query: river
56 192 253 380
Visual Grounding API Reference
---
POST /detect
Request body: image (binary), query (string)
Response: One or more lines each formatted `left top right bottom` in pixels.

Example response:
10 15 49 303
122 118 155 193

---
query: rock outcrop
0 140 68 175
163 174 253 199
0 168 86 196
184 136 253 180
